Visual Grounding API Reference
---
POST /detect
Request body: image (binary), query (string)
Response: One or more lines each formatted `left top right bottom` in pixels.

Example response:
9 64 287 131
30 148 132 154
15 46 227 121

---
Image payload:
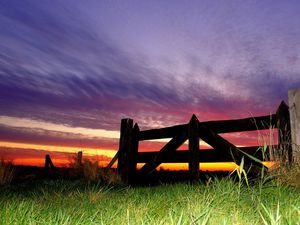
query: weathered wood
139 129 188 174
136 146 272 163
188 114 200 181
201 114 277 134
288 89 300 162
198 123 267 175
117 118 134 184
276 101 293 164
138 124 187 140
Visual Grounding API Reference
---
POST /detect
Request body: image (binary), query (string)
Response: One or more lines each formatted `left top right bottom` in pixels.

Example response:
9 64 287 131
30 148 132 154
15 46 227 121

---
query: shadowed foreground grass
1 178 299 225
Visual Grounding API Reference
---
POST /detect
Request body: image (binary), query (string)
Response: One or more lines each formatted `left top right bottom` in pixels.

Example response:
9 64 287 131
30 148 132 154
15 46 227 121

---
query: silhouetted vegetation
0 159 14 186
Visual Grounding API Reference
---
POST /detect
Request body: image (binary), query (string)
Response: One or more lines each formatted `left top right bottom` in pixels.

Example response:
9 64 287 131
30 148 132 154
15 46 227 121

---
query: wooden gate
107 101 292 184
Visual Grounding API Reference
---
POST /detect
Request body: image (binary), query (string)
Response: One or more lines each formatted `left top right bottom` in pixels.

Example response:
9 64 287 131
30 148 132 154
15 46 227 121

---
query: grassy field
1 177 300 225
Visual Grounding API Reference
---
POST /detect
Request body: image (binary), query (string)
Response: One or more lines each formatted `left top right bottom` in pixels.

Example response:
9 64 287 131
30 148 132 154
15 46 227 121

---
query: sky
0 0 300 169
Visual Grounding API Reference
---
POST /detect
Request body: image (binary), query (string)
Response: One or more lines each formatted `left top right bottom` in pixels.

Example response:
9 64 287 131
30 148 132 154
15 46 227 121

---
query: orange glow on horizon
12 158 71 167
1 141 277 171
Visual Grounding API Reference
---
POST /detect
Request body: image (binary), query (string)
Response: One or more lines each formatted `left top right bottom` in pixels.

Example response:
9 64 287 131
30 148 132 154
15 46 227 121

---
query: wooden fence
107 101 293 184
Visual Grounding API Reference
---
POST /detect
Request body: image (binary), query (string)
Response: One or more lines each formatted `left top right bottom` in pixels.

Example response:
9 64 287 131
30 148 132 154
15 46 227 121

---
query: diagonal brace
198 123 267 174
140 129 188 175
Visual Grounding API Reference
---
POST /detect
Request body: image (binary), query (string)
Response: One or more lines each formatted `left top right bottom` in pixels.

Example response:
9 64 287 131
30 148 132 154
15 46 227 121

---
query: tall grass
0 178 299 224
269 141 300 188
0 159 14 186
82 159 101 182
272 158 300 188
69 153 102 182
69 153 122 184
254 119 300 188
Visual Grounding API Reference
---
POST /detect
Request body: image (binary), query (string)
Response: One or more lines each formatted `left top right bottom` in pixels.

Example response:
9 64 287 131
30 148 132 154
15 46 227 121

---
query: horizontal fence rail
136 146 275 163
200 114 277 133
138 114 277 141
138 124 187 140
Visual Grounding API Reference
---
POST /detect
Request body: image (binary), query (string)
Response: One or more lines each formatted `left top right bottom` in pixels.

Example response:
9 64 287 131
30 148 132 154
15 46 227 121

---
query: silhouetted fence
44 154 55 171
108 101 292 184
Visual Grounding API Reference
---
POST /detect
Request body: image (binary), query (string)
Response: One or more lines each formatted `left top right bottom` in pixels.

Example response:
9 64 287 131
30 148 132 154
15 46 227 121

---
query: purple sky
0 0 300 153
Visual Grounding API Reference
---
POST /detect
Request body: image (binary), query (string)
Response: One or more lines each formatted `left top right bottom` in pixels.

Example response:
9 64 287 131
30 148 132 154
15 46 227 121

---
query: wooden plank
138 124 187 140
117 118 134 184
201 114 277 134
276 101 293 164
139 129 188 174
138 114 276 141
106 151 119 169
198 124 268 175
188 114 200 181
136 146 272 163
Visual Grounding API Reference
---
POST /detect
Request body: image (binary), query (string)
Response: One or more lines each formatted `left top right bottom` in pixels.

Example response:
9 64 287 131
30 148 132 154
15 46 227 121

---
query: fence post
45 154 55 172
288 89 300 163
117 118 134 184
188 114 200 181
276 101 293 164
130 123 139 184
77 151 83 166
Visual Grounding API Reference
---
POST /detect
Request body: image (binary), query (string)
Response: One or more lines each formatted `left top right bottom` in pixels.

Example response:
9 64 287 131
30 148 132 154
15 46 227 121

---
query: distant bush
100 168 122 185
68 153 100 181
82 160 122 184
0 159 14 186
82 159 101 182
69 153 122 184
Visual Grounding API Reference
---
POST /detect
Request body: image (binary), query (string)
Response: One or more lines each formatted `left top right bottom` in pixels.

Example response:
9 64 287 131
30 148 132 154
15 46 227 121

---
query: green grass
1 178 299 225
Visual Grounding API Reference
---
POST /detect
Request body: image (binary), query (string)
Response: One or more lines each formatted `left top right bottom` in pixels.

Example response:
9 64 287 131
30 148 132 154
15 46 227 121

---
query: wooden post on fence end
276 101 293 164
117 118 135 184
130 123 139 183
188 114 200 181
